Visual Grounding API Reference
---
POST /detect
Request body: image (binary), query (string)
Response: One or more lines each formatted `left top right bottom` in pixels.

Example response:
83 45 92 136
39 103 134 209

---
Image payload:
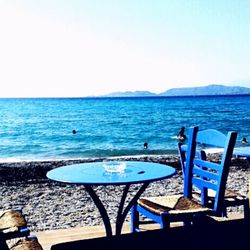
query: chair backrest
182 126 237 215
177 128 206 176
177 142 186 175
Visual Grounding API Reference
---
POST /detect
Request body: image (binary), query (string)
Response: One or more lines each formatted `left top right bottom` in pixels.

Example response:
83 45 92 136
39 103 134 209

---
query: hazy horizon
1 1 250 97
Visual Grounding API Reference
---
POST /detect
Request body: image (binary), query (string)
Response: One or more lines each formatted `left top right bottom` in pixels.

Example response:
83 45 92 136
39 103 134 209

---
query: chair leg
0 232 9 250
221 205 228 218
130 205 140 233
243 198 250 221
160 214 170 229
183 219 192 227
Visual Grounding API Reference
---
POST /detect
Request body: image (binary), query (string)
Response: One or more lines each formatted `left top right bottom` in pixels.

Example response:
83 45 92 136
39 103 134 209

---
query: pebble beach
0 155 249 233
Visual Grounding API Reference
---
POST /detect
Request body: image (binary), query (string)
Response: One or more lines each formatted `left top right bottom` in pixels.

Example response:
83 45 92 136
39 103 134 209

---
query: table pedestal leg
84 182 149 237
115 182 149 235
84 185 113 237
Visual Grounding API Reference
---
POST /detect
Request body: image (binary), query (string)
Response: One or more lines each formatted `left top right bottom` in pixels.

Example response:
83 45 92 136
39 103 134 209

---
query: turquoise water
0 96 250 161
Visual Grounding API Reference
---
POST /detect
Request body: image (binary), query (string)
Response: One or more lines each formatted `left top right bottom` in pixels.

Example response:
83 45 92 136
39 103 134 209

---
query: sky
0 0 250 97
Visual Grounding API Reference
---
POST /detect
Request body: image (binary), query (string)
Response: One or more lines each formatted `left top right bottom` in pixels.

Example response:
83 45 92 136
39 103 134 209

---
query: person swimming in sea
241 137 248 144
177 127 187 141
143 142 148 149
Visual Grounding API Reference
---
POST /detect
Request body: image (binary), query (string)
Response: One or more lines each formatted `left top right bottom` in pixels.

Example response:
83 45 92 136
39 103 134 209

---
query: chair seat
9 237 43 250
138 194 211 216
0 210 27 233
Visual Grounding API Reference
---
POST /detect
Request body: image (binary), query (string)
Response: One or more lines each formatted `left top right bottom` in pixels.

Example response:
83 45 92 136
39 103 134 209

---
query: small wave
170 136 178 139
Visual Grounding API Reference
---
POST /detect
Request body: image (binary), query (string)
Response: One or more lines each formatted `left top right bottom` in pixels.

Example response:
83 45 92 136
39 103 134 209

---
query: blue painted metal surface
47 161 176 185
47 161 176 237
234 146 250 159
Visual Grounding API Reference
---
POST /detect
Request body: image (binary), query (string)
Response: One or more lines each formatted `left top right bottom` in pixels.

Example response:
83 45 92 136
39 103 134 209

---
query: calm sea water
0 96 250 161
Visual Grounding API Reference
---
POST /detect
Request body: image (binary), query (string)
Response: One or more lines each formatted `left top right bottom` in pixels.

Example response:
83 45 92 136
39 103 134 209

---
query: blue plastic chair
178 129 249 219
130 126 238 231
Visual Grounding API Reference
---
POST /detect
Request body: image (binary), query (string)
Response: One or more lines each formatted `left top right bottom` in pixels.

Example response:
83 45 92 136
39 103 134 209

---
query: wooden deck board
35 225 107 250
34 213 243 250
34 223 161 250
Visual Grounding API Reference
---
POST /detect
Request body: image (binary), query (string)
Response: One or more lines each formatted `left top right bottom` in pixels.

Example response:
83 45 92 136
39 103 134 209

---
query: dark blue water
0 96 250 161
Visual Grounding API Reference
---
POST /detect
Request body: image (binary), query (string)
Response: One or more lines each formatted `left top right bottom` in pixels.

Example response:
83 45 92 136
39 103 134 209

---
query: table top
47 161 176 185
234 146 250 157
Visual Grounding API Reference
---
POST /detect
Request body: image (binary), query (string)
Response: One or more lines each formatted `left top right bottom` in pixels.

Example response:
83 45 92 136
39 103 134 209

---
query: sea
0 95 250 162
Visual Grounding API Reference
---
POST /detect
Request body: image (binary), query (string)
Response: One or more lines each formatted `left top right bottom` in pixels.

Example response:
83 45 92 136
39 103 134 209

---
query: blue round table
234 146 250 163
47 161 176 236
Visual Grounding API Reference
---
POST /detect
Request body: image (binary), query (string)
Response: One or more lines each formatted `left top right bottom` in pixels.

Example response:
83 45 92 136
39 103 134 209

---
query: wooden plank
34 223 160 250
34 213 243 250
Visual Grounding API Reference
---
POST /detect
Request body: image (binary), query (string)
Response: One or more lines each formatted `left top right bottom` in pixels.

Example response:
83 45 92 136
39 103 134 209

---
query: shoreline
0 150 179 163
0 155 249 232
0 154 248 182
0 155 181 182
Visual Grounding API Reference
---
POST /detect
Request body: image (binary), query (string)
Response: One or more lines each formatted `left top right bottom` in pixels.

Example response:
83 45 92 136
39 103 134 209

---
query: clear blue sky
0 0 250 97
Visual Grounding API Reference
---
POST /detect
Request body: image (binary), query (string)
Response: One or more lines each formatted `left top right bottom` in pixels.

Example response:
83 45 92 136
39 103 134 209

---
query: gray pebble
0 155 249 232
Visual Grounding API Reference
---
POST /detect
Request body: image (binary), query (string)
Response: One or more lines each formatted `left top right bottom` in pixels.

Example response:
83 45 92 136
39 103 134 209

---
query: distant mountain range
103 90 156 97
102 84 250 97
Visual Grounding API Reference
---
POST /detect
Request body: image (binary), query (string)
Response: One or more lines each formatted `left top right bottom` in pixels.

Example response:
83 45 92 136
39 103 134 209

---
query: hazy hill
102 90 156 97
103 84 250 97
160 84 250 96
